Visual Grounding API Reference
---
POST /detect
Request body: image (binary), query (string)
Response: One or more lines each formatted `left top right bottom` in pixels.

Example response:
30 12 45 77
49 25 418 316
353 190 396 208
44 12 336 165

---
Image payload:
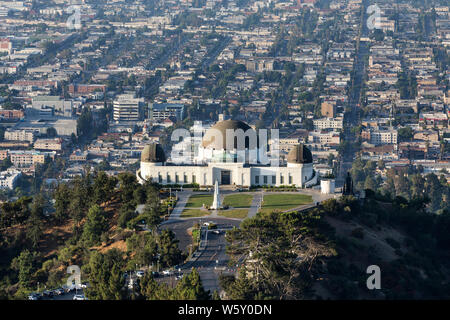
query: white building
137 120 317 188
363 129 398 145
4 129 36 143
113 94 144 122
308 131 341 145
321 179 335 195
313 117 344 130
0 169 21 189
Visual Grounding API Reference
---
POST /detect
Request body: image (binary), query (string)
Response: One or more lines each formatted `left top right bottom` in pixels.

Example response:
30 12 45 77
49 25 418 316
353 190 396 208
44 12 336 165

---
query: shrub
385 237 401 249
351 227 364 239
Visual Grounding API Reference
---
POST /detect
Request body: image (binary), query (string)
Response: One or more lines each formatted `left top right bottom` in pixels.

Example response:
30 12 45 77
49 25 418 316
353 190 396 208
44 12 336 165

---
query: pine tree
173 268 210 300
82 204 107 246
86 249 125 300
12 249 34 289
54 183 71 223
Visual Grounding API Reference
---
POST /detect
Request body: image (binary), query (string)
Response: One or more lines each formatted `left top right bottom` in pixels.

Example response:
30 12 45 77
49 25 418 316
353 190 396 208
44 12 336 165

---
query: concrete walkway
248 191 263 218
169 190 192 220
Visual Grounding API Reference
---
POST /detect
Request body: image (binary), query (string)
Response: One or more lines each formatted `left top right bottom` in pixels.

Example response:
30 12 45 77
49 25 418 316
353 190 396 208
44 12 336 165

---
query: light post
157 254 160 272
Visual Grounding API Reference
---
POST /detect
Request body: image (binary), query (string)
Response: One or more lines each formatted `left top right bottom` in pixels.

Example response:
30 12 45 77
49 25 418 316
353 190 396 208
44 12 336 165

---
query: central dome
201 120 253 150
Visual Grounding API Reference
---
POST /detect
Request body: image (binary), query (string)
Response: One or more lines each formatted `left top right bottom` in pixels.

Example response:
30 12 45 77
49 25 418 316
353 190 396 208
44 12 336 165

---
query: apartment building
34 138 63 151
9 151 47 167
308 131 341 145
0 169 21 189
362 128 398 145
4 129 36 143
313 117 344 130
0 109 24 120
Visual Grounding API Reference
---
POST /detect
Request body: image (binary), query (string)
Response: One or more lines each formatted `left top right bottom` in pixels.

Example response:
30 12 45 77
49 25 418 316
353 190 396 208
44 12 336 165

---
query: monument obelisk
211 180 221 210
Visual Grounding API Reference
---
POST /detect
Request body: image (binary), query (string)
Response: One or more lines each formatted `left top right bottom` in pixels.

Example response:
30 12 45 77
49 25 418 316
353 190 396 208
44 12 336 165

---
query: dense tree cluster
0 167 194 299
139 268 209 300
221 210 336 299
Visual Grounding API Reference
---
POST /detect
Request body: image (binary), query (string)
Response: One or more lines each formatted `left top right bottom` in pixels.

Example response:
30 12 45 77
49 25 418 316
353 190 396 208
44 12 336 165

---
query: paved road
161 218 240 294
37 289 85 301
336 0 369 188
182 227 235 294
161 218 240 253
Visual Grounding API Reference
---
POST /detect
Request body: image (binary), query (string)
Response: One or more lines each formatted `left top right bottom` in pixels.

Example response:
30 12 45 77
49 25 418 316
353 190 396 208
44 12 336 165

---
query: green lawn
260 194 313 214
181 209 211 218
185 194 213 208
223 194 253 208
218 209 249 219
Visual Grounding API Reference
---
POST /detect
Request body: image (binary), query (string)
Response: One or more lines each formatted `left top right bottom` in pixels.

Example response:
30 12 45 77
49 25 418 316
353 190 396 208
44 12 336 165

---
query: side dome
201 120 252 149
141 143 166 163
287 144 313 164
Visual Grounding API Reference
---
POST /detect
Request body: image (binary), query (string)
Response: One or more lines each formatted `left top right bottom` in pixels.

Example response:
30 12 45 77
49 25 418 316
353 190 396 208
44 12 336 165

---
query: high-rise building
113 94 145 122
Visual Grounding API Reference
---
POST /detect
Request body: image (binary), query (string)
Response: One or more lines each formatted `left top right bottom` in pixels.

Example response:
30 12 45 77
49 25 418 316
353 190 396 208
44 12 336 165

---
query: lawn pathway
169 190 192 220
248 192 263 218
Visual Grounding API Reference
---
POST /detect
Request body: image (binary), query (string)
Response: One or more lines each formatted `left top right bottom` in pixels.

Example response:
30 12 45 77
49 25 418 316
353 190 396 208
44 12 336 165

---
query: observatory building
137 119 317 188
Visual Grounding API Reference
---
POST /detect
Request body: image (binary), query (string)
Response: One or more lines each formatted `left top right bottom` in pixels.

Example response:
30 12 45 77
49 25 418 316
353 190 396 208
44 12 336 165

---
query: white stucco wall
138 160 315 188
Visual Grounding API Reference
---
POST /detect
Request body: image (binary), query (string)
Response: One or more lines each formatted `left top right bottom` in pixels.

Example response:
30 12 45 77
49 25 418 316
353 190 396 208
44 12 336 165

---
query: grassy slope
185 194 213 208
260 194 312 213
222 194 253 208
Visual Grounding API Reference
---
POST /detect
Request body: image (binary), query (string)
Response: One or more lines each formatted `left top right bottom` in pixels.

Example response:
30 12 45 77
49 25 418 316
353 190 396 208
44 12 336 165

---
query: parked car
80 282 89 288
162 269 172 276
28 293 41 300
151 271 160 278
43 290 54 298
136 271 145 278
63 285 75 293
73 294 87 300
54 288 65 295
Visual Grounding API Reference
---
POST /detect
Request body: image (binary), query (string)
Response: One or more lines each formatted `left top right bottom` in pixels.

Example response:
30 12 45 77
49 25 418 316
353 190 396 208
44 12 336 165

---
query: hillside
221 194 450 300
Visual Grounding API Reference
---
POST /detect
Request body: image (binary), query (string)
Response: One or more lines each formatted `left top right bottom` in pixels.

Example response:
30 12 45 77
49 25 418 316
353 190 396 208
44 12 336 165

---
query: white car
136 271 145 278
162 269 172 276
73 294 87 300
